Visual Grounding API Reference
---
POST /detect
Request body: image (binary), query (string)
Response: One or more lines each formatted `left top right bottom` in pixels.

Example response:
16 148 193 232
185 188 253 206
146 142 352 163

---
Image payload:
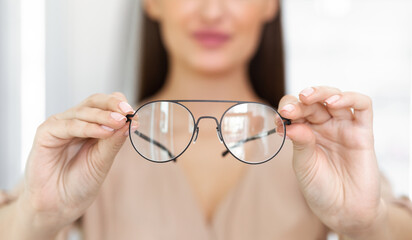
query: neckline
173 160 253 232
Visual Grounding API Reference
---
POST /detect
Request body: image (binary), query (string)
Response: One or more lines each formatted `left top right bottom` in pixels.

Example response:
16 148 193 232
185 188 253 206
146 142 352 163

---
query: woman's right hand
18 92 138 234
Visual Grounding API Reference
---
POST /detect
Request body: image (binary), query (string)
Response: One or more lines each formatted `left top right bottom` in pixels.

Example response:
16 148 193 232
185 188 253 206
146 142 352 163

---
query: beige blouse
77 139 329 240
3 136 410 239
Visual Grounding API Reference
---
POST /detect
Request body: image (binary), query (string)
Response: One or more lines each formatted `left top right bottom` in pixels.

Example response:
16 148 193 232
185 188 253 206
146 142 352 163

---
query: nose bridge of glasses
193 116 223 144
195 116 219 126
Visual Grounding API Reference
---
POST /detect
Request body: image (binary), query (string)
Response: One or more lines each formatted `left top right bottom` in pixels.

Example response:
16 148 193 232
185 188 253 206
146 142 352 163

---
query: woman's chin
190 58 238 76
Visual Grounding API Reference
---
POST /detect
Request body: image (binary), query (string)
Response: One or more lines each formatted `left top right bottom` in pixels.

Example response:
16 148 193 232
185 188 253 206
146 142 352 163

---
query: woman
0 0 411 239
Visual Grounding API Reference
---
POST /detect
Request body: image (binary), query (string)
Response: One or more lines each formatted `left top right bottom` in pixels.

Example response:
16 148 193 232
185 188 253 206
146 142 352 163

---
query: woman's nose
199 0 225 23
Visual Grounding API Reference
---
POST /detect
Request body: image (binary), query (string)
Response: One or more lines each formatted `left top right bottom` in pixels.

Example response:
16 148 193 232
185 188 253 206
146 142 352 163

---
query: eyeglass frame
126 100 292 165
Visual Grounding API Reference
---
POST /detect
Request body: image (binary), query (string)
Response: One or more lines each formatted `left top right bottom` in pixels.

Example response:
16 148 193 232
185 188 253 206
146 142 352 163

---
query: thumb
91 123 130 175
286 123 317 175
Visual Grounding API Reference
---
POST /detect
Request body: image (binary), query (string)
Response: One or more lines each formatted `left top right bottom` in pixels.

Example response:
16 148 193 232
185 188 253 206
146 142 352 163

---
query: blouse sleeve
380 172 412 216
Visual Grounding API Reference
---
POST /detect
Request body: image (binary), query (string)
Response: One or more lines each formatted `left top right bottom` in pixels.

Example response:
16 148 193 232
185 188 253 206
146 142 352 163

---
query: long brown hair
138 11 285 108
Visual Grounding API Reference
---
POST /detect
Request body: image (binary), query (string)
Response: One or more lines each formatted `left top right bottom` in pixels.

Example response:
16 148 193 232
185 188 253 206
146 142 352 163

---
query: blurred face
145 0 278 74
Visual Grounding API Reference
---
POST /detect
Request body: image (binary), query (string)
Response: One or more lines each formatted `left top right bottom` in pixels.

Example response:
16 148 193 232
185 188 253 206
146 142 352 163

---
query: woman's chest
82 141 328 239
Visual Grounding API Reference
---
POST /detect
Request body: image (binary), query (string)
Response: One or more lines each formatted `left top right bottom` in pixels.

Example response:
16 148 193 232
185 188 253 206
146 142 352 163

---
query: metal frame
126 100 291 165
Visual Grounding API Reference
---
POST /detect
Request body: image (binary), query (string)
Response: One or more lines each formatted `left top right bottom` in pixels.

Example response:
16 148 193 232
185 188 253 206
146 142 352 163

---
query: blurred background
0 0 411 206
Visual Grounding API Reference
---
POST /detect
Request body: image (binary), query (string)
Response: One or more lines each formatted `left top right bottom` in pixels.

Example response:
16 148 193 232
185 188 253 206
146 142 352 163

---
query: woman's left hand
278 86 387 238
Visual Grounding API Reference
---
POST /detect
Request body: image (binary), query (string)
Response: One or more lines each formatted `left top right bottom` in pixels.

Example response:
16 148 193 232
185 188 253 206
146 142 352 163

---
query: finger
278 94 299 112
284 123 317 173
111 92 128 102
124 120 140 136
279 95 332 124
69 107 131 130
37 117 117 142
91 121 136 176
324 92 373 127
299 86 353 120
80 93 134 115
299 86 341 105
58 93 135 122
66 123 132 183
110 92 135 113
323 94 354 120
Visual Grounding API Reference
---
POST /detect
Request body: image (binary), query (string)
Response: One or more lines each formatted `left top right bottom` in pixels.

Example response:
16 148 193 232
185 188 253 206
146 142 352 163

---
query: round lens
220 103 286 164
129 101 195 162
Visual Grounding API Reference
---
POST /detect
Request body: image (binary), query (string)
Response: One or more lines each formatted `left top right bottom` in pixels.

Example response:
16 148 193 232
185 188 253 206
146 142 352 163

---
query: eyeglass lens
129 101 286 164
221 103 285 164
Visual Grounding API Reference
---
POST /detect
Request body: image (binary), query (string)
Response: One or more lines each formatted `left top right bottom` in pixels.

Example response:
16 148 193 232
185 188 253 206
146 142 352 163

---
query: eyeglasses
126 100 291 165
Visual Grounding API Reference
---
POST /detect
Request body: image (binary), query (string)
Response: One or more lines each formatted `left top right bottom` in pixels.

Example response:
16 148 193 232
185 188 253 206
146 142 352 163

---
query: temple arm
221 118 291 157
133 130 176 160
221 128 277 157
132 117 291 160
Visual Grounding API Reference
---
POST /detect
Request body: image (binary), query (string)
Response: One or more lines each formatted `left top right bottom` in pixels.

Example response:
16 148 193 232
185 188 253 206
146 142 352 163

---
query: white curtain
0 0 140 190
46 0 140 117
283 0 412 197
0 0 21 189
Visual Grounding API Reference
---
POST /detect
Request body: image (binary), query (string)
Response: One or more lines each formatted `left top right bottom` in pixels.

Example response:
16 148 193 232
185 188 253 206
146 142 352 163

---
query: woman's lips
192 31 231 48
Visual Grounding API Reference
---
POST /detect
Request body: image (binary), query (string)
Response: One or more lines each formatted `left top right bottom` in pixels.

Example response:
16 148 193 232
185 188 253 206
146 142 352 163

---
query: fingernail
281 104 295 113
325 95 341 105
101 125 114 132
300 87 315 97
111 112 126 121
119 102 134 114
